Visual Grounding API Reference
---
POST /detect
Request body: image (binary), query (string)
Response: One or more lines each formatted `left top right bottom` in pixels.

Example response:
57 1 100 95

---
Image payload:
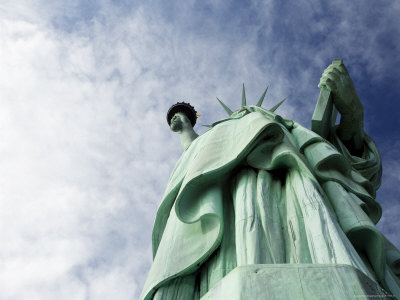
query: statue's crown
216 84 285 116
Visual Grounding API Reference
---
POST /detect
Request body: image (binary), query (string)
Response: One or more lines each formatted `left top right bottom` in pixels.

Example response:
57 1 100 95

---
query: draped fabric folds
141 107 400 300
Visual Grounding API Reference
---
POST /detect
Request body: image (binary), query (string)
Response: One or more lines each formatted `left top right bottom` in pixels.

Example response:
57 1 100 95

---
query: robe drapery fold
141 107 400 300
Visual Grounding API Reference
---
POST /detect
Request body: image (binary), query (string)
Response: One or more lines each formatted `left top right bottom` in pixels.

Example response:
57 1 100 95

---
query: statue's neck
178 127 198 150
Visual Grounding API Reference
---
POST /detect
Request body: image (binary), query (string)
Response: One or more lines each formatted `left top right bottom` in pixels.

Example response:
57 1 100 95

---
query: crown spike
216 97 233 116
269 98 286 112
242 83 247 107
256 86 269 107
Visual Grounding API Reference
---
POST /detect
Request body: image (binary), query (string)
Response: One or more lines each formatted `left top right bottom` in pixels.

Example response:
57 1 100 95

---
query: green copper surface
216 97 233 116
269 98 286 112
256 86 268 107
141 60 400 300
201 265 394 300
241 83 247 107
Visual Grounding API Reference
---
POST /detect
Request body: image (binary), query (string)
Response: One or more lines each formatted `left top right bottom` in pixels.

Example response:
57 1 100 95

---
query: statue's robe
141 106 400 300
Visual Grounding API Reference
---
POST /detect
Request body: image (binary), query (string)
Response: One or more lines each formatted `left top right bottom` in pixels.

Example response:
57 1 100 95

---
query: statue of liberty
141 60 400 299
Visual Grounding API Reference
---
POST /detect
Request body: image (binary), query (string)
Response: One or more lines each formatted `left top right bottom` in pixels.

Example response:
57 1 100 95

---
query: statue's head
167 102 198 132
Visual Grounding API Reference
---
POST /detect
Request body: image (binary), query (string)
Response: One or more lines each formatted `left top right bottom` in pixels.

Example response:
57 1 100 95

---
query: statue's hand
318 62 363 120
318 61 365 155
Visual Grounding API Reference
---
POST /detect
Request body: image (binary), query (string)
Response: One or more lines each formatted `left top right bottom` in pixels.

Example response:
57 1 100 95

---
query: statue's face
170 112 190 132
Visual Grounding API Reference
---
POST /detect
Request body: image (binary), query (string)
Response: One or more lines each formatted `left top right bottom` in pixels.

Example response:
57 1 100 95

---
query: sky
0 1 399 299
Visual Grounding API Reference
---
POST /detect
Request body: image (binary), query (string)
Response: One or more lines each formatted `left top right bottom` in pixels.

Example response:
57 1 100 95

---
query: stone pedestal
200 264 394 300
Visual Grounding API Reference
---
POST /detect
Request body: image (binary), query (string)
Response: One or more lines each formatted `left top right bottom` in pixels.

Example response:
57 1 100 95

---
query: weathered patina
141 60 400 300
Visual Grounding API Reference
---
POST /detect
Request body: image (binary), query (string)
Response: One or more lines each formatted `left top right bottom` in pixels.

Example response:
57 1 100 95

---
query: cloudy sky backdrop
0 1 399 299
